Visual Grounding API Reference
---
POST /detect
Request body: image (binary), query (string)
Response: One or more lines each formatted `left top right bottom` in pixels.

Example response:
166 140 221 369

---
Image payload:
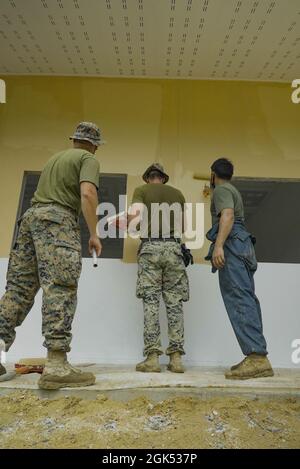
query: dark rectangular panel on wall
13 171 127 259
233 178 300 264
81 173 127 258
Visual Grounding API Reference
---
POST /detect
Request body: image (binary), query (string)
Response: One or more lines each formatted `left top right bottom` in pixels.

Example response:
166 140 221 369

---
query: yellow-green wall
0 76 299 260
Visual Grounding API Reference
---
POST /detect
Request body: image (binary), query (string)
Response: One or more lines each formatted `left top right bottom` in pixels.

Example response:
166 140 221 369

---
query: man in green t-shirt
206 158 273 380
127 164 189 374
0 122 103 389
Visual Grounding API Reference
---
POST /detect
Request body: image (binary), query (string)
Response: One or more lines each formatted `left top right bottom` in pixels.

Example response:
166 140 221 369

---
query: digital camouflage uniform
136 240 189 357
133 164 189 358
0 123 102 355
0 122 103 389
0 203 82 352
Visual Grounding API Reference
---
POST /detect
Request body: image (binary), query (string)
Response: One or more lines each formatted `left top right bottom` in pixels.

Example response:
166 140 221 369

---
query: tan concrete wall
0 76 299 261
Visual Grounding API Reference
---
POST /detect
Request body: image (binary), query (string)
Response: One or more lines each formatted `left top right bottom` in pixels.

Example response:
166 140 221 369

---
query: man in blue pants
205 158 274 380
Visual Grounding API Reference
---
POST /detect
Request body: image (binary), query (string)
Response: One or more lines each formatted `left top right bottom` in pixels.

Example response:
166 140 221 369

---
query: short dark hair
148 170 165 181
211 158 234 180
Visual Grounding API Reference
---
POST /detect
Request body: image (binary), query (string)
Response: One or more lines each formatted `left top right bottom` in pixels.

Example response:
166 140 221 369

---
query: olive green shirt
131 183 185 238
211 182 244 226
32 148 100 216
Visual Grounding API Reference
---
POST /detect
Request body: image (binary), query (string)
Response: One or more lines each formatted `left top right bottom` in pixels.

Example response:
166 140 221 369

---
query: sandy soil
0 391 299 449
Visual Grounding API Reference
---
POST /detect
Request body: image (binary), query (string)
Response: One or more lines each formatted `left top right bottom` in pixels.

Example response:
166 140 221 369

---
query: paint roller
193 172 210 181
0 358 96 382
193 173 211 198
0 358 46 382
15 357 45 373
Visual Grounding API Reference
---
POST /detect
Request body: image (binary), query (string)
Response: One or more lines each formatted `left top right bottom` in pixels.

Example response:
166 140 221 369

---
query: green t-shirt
32 148 100 215
211 182 244 226
131 183 185 238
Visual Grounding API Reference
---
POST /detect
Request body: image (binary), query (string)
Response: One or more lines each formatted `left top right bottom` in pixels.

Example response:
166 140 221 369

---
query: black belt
141 237 181 244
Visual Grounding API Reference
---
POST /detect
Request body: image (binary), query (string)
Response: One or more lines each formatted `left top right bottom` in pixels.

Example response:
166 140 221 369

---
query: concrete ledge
0 364 299 399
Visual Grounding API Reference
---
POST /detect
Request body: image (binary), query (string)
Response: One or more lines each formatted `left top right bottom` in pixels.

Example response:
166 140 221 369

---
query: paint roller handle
92 248 98 268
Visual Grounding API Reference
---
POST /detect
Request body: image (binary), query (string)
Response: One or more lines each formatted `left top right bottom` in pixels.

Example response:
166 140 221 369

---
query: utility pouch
181 243 194 267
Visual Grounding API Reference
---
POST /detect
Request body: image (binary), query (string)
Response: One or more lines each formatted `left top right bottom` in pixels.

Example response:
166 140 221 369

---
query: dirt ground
0 391 299 449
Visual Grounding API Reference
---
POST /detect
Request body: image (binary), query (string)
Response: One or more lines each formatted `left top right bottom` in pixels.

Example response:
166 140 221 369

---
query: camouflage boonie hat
142 163 169 184
70 121 105 147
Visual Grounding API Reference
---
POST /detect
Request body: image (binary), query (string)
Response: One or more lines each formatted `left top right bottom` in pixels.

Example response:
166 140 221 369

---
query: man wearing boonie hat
128 163 190 373
0 122 105 390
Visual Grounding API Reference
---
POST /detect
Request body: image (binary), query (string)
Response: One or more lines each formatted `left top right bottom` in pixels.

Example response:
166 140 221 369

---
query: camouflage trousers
0 203 82 352
136 240 189 356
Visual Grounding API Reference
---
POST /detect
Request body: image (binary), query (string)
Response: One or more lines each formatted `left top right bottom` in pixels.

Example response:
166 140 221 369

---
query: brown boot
0 363 6 376
230 354 272 371
225 354 274 380
136 352 161 373
230 357 247 371
38 351 96 390
167 352 185 373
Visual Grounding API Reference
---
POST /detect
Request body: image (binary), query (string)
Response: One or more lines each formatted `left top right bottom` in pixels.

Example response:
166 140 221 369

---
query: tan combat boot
225 353 274 380
230 357 247 371
167 352 185 373
136 352 161 373
0 363 6 376
38 350 96 390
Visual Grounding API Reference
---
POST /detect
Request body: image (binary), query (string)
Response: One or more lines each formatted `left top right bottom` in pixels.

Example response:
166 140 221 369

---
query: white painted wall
0 258 299 368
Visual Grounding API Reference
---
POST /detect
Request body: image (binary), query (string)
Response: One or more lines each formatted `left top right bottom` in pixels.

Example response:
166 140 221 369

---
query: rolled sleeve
213 186 234 216
80 156 100 189
132 187 144 204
